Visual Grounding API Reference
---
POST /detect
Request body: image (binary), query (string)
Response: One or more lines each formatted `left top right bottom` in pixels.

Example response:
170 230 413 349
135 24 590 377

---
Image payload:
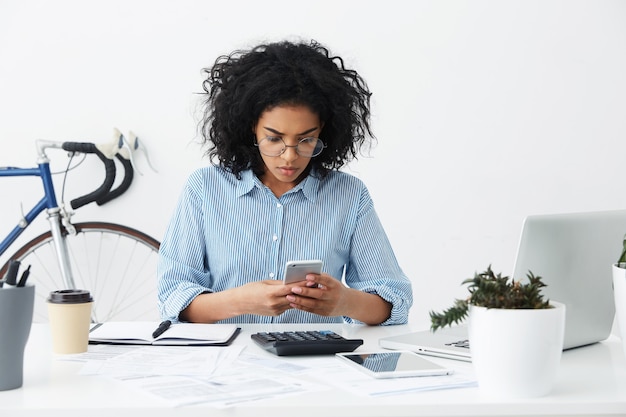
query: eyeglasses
255 137 326 158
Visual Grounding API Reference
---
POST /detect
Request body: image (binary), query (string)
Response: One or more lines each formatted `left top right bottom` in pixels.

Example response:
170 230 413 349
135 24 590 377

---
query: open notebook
89 322 241 346
380 209 623 361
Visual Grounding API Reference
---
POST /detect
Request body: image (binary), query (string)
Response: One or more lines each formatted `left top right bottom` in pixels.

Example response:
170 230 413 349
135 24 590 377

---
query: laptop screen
379 209 623 359
511 209 621 349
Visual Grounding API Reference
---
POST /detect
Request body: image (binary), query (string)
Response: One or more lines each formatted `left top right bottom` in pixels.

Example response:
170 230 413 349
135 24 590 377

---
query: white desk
2 323 626 417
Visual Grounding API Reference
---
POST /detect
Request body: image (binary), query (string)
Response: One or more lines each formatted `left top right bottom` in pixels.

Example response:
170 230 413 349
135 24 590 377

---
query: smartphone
283 259 323 284
335 351 454 379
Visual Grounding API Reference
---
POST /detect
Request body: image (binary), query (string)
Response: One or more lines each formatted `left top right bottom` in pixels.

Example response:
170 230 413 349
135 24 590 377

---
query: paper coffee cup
47 289 93 354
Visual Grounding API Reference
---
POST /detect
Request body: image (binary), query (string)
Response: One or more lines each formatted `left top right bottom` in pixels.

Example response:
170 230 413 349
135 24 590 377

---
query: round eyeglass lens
297 137 324 157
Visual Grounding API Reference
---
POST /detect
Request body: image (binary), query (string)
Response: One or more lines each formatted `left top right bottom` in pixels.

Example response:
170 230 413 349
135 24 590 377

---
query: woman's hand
286 273 346 317
234 280 296 316
181 279 296 322
285 273 392 325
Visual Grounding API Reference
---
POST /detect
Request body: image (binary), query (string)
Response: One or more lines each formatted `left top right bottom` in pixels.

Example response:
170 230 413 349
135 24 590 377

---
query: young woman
157 40 412 325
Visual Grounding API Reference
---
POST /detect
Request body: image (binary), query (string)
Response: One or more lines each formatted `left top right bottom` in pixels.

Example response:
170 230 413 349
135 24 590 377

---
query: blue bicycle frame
0 143 76 288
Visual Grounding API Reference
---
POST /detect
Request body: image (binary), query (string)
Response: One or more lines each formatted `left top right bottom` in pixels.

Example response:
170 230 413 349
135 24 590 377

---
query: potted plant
612 235 626 358
429 265 566 398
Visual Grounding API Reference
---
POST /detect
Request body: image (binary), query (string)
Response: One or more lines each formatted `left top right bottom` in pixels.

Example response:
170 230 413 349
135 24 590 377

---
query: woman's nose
280 145 299 161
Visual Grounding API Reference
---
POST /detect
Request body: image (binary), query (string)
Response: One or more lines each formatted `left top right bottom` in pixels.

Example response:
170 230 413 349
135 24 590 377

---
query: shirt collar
236 170 257 197
299 170 320 202
237 168 320 202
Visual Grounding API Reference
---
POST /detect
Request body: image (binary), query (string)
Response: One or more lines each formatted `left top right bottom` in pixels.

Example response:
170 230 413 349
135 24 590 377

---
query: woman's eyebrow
263 126 319 136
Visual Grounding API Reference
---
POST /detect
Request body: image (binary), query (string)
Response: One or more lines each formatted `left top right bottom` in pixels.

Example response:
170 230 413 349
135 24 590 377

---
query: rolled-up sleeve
157 174 213 322
342 186 413 325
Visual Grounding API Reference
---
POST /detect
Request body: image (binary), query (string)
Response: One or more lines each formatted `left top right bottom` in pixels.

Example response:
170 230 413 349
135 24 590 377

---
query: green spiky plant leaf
617 234 626 268
429 265 551 331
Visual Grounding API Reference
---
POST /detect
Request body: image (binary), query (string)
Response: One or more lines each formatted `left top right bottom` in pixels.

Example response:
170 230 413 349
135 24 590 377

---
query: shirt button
272 235 278 241
277 203 282 208
269 273 275 278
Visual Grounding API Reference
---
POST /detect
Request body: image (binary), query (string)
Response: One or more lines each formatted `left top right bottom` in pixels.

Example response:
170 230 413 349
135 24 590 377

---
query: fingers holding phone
283 260 323 285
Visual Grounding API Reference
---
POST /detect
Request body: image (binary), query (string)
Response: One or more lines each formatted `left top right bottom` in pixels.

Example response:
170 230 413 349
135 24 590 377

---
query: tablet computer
336 351 454 379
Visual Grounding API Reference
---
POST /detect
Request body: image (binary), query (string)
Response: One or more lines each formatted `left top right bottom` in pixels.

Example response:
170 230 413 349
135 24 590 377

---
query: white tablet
336 351 454 379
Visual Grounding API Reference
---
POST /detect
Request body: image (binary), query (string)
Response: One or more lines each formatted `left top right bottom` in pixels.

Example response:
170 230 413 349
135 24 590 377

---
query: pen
17 265 31 287
152 320 171 338
4 260 21 287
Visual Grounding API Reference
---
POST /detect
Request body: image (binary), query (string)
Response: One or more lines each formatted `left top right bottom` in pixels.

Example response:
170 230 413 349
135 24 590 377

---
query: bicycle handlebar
36 129 155 210
97 153 134 205
61 142 121 209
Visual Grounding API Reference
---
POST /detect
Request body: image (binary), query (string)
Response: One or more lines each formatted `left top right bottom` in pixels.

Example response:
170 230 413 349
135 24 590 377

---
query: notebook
380 209 624 362
89 322 241 346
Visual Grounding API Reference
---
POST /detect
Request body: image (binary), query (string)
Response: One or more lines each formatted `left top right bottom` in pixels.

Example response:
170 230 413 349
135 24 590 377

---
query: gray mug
0 285 34 391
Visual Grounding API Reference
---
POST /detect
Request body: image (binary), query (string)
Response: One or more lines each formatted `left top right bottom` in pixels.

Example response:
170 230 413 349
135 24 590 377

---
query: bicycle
0 129 161 323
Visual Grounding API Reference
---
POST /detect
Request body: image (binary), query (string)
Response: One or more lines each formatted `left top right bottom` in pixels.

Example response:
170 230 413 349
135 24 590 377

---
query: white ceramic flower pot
612 264 626 359
468 301 566 398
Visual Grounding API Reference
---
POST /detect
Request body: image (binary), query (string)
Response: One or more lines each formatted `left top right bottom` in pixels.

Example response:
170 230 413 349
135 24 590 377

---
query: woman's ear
251 124 258 144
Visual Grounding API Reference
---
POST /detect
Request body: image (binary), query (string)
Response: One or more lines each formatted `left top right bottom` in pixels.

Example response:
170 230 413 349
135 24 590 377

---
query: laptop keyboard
445 339 470 349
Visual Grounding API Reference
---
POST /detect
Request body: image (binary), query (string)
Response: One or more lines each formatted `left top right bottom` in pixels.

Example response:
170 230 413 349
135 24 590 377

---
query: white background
1 0 625 329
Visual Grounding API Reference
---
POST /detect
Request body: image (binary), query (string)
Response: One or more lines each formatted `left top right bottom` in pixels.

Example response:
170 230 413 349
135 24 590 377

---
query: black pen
152 320 172 338
17 265 31 287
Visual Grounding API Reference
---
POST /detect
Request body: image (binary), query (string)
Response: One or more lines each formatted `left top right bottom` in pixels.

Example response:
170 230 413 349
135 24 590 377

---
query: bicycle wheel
0 222 161 323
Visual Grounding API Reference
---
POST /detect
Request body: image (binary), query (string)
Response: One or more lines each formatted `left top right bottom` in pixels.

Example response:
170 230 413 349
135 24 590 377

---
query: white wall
1 0 625 329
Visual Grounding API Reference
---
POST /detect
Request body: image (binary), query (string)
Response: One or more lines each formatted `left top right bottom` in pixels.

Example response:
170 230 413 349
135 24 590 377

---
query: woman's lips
278 167 299 177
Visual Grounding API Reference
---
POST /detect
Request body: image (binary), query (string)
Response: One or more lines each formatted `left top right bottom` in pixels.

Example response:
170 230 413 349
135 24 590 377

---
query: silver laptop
380 209 623 362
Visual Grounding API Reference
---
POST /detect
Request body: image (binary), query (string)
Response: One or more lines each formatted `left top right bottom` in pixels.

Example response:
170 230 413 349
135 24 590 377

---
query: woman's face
254 104 323 195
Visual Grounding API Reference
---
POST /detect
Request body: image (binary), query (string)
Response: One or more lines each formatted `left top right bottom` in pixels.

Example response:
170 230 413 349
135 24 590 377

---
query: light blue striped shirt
157 166 412 325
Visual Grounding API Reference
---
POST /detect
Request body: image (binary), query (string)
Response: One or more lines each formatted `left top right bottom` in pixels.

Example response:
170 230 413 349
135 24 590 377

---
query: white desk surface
2 322 625 417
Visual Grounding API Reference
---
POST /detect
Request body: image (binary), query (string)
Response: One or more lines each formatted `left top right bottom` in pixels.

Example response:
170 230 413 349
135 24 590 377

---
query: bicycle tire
0 222 161 323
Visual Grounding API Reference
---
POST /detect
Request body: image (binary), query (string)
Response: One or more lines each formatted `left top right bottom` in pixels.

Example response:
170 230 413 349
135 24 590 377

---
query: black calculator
250 330 364 356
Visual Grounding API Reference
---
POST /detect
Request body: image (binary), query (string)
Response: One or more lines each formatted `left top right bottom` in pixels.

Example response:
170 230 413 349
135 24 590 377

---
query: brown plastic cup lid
47 289 93 304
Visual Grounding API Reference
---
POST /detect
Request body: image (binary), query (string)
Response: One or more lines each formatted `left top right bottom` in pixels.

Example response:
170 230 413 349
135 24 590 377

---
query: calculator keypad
251 330 363 356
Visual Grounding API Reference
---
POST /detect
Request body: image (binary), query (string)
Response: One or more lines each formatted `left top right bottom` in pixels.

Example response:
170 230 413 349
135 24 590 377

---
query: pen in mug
3 260 21 288
17 265 31 287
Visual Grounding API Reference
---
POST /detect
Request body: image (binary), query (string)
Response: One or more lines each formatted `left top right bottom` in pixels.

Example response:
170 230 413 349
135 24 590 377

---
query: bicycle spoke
3 223 160 323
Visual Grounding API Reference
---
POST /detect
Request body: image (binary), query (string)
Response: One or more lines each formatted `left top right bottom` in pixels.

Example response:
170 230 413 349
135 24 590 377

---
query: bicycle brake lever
100 127 143 176
116 132 142 175
127 131 158 174
97 128 126 160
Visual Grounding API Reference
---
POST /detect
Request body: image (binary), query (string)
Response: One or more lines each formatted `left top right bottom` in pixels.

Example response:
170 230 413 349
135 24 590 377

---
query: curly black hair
200 39 374 178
